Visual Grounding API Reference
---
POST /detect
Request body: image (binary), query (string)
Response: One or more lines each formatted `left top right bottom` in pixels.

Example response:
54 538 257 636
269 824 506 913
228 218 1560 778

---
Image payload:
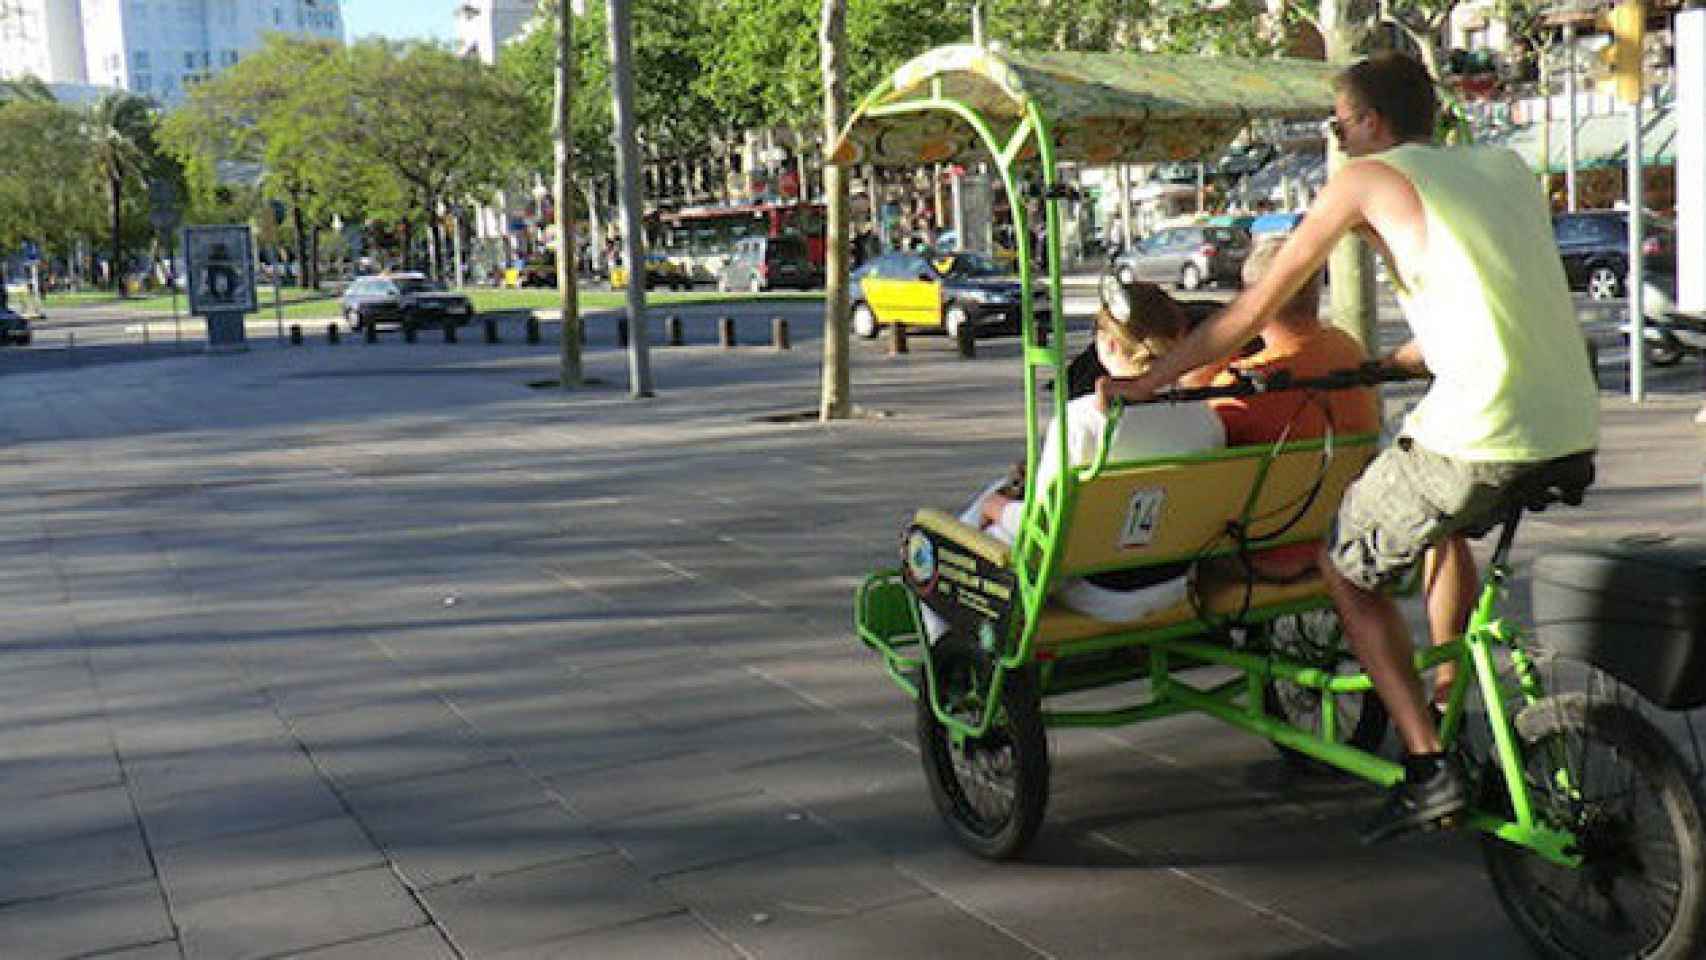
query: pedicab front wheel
918 649 1049 860
1259 609 1391 773
1483 693 1706 960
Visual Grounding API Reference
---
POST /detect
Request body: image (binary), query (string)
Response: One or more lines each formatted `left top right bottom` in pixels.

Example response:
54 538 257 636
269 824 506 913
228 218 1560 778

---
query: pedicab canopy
830 44 1341 168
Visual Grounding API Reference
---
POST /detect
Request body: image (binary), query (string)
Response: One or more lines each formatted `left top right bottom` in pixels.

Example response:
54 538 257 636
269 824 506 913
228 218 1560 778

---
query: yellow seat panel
1033 573 1330 649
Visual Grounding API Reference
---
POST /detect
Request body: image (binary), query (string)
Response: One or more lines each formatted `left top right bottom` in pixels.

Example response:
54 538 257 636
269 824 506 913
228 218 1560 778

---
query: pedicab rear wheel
1259 608 1390 773
1483 693 1706 960
917 646 1049 860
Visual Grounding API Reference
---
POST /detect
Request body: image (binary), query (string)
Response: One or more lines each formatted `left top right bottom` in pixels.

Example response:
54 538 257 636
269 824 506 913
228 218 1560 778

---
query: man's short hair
1333 52 1438 143
1242 235 1321 321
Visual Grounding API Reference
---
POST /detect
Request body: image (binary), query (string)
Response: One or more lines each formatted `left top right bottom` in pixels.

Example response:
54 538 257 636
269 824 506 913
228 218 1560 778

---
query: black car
0 285 29 346
340 273 475 331
1552 211 1676 301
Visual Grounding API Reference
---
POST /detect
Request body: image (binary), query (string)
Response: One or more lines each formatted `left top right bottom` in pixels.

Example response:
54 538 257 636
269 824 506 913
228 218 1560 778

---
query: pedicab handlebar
1136 362 1428 406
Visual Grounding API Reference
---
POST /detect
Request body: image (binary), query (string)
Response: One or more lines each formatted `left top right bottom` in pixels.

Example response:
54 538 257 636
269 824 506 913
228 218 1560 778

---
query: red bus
651 202 826 285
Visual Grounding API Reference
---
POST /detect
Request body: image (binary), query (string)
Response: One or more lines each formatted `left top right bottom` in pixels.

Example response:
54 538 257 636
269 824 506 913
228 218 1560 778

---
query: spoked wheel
1483 693 1706 959
1259 608 1390 773
917 646 1049 860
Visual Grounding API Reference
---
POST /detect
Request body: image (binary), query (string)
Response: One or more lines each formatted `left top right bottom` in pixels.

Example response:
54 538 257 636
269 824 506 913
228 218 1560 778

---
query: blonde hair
1097 281 1187 368
1241 235 1322 322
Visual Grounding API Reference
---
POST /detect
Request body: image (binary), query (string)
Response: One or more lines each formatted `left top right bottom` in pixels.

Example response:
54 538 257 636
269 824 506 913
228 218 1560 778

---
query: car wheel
944 303 971 340
1180 263 1204 291
1587 265 1621 301
853 303 878 339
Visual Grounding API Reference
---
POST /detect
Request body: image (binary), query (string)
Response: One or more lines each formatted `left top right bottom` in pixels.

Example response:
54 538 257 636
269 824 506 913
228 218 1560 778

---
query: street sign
182 225 258 316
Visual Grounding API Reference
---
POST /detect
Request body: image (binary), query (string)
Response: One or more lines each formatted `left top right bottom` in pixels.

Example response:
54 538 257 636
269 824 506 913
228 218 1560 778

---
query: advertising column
182 226 258 352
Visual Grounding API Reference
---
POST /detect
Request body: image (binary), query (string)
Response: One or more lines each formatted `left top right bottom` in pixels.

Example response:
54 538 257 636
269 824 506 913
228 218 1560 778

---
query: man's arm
1098 160 1386 408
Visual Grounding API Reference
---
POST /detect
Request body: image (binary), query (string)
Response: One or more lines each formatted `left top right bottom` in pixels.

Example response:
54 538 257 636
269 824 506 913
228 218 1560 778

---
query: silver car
1111 225 1252 292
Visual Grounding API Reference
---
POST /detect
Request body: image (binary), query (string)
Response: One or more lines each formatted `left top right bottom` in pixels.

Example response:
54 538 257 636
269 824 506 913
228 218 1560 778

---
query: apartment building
1 0 342 103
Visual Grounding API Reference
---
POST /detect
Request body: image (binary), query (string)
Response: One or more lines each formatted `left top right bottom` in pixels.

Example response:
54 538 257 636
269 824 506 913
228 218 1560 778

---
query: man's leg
1423 536 1476 708
1319 543 1439 755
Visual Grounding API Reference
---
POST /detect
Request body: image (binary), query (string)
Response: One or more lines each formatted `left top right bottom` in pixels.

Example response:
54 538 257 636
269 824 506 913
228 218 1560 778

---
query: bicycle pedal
1432 812 1463 831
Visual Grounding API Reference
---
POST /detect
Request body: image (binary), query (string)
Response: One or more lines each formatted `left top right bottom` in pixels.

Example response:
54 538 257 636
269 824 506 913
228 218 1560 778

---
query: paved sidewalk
0 315 1702 959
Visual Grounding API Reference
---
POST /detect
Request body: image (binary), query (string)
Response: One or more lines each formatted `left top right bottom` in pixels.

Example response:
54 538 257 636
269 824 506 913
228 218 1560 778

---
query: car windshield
393 278 443 294
942 253 1005 278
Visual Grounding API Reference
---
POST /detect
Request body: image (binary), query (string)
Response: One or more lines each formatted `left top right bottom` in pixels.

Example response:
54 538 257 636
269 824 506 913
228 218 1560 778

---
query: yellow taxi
609 253 691 291
850 250 1045 340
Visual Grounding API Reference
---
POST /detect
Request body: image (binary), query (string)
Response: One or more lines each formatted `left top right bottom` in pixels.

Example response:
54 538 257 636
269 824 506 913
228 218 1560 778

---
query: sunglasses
1325 112 1364 142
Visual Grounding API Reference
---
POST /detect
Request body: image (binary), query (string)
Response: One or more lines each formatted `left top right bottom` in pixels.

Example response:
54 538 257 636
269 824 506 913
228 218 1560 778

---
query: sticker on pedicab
1120 488 1167 548
900 522 1019 652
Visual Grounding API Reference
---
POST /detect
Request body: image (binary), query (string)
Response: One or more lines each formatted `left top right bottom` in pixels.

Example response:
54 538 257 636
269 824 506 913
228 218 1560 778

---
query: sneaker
1359 757 1467 845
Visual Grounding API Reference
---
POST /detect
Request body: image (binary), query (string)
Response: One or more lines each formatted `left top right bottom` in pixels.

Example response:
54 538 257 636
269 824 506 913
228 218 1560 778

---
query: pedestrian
1098 52 1598 843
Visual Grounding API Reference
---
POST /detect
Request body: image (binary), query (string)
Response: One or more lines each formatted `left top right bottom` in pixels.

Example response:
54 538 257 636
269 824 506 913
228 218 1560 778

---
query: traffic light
1597 0 1645 104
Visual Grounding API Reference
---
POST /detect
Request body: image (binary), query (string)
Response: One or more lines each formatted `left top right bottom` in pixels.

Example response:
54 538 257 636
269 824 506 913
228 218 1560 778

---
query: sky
341 0 458 44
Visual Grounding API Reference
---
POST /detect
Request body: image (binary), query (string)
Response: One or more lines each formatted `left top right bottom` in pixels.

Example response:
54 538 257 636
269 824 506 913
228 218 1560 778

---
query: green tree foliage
87 91 163 293
0 99 103 257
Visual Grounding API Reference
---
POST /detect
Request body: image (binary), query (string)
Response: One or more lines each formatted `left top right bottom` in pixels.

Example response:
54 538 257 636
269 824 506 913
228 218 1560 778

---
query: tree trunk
555 0 582 388
818 0 851 421
308 224 321 290
109 173 124 297
1321 1 1378 351
402 219 413 272
290 203 311 289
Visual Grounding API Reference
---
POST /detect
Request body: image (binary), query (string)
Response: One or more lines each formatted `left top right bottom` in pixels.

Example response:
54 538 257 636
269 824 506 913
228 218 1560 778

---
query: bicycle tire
917 650 1049 860
1259 609 1390 773
1483 692 1706 959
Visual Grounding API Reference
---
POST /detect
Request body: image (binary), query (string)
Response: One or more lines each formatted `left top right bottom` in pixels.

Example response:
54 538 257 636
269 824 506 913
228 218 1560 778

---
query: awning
830 44 1339 167
1484 105 1677 173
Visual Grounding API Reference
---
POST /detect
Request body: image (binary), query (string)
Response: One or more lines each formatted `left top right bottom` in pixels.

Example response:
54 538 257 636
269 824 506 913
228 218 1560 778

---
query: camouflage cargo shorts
1328 437 1532 591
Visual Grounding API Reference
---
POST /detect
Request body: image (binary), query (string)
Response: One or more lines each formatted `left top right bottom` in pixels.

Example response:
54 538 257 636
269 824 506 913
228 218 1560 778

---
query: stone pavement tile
177 867 425 960
748 894 1041 960
495 715 692 781
378 803 610 890
0 825 153 904
548 749 758 825
98 941 184 960
290 926 458 959
658 841 929 951
127 735 324 803
735 734 919 814
421 853 679 957
341 762 556 844
108 698 289 758
598 790 836 879
155 816 383 907
0 740 124 804
676 703 887 771
295 725 493 791
0 783 136 848
492 912 740 960
0 880 173 960
137 776 347 850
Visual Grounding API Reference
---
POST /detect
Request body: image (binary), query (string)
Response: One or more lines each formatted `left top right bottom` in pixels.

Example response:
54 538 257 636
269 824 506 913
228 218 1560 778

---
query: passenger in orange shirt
1193 236 1379 582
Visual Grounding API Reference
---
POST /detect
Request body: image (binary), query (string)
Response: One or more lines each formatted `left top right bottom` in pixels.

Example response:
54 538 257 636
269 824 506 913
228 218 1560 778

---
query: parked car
849 250 1047 340
1552 210 1676 301
609 253 690 291
0 306 30 346
717 236 821 292
1110 224 1252 291
340 273 474 332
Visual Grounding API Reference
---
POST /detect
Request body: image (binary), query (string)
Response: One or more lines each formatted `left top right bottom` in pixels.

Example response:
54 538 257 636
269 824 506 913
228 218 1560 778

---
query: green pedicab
837 45 1706 958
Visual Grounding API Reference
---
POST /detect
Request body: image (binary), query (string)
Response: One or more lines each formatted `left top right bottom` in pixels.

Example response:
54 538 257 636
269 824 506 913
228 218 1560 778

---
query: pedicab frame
836 44 1706 959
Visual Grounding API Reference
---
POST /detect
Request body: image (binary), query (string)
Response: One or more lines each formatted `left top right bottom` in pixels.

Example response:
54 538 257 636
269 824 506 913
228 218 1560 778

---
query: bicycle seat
1460 451 1593 539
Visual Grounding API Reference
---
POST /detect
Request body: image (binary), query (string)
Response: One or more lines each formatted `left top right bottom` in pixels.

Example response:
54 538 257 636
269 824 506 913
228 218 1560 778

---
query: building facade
454 0 532 66
1 0 342 103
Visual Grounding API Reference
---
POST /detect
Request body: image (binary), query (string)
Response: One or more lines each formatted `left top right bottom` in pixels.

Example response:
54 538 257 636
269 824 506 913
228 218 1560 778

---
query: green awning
1486 106 1676 173
831 44 1338 167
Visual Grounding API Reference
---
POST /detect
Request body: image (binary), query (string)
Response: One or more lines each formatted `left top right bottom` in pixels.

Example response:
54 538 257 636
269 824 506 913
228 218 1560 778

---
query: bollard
955 319 976 359
442 318 457 343
666 315 684 346
719 316 736 348
772 316 789 350
403 322 418 344
289 324 303 346
525 316 540 344
363 321 377 344
617 318 629 347
483 317 499 343
327 323 340 345
888 321 908 355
